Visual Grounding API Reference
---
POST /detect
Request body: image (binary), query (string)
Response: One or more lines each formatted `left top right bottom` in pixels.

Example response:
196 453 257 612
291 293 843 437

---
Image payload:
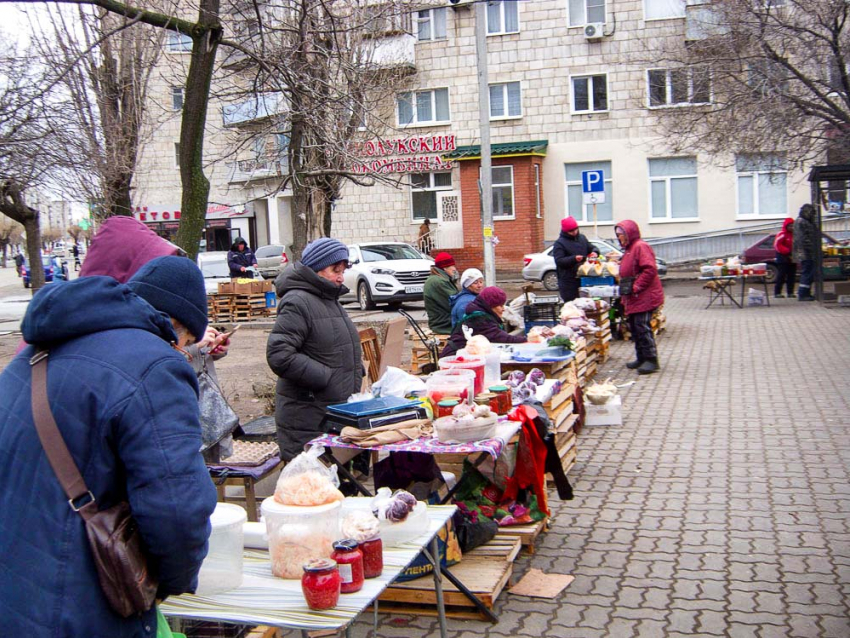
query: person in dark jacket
0 256 217 638
14 251 24 276
72 243 81 271
442 286 526 356
227 236 258 278
450 268 484 327
773 217 796 298
552 216 593 302
267 238 364 460
793 204 817 301
424 251 459 334
616 220 664 375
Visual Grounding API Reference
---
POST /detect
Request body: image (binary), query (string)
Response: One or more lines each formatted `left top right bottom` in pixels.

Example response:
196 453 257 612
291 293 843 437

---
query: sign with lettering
352 134 456 174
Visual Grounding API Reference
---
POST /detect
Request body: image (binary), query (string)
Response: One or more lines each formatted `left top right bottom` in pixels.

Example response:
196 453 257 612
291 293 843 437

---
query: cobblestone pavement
354 288 850 638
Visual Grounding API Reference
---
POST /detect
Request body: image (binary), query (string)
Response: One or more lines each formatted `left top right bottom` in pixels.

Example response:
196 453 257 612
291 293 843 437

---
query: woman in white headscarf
449 268 485 327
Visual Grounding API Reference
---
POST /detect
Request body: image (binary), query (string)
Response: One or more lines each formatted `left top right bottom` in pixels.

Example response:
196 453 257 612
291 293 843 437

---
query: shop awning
442 139 548 161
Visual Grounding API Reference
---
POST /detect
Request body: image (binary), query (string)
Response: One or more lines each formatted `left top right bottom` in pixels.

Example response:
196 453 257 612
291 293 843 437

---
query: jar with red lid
360 535 383 579
301 558 341 610
331 539 364 593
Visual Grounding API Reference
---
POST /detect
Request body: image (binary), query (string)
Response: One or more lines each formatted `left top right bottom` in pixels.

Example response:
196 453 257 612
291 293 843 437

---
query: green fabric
423 270 457 334
156 608 186 638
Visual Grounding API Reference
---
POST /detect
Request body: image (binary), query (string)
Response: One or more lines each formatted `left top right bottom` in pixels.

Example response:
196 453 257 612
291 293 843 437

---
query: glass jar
360 536 383 579
331 539 364 593
301 558 341 610
437 399 459 418
488 385 512 415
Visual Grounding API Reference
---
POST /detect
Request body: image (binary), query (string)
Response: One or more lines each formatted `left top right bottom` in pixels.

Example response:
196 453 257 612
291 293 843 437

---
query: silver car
522 239 668 291
254 244 289 279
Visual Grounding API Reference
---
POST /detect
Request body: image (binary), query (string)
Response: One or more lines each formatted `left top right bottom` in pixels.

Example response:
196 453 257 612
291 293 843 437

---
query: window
174 142 181 168
491 166 515 218
736 154 787 217
487 1 519 35
363 5 412 36
489 82 522 119
569 0 605 26
648 67 710 107
644 0 685 20
410 172 452 220
748 59 788 97
397 88 450 126
415 8 446 41
649 157 698 220
571 74 608 113
171 87 184 110
166 32 192 52
565 161 613 223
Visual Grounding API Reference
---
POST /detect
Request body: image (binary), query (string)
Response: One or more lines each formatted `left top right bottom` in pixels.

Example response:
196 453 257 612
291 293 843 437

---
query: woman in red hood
772 218 796 298
615 220 664 374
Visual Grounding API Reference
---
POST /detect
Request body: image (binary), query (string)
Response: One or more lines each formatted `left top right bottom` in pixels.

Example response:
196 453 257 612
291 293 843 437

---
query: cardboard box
584 395 622 426
234 281 254 294
833 282 850 296
217 281 234 294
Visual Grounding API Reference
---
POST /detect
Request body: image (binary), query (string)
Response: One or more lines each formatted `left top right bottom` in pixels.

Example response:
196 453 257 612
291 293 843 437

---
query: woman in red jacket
616 220 664 375
773 218 796 298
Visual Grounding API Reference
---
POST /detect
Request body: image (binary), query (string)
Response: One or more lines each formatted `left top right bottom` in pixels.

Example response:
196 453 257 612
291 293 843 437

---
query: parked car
22 255 56 288
197 251 232 295
255 244 289 279
522 238 668 291
341 242 434 310
741 232 850 282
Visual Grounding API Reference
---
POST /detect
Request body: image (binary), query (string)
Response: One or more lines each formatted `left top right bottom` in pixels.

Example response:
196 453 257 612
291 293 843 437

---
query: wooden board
495 518 548 553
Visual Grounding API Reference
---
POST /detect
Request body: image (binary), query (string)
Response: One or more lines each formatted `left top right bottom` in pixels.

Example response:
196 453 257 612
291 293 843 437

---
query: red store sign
352 134 456 175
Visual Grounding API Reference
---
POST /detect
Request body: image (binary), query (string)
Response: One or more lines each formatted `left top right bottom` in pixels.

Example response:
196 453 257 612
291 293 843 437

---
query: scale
323 396 428 434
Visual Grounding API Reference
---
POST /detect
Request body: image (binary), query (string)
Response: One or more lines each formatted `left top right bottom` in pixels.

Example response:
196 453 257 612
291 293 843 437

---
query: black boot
625 358 643 369
637 358 660 375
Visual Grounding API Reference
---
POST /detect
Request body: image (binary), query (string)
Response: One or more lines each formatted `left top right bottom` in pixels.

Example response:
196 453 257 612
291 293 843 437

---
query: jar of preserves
360 535 383 579
437 399 459 418
301 558 341 610
488 385 512 415
330 539 364 593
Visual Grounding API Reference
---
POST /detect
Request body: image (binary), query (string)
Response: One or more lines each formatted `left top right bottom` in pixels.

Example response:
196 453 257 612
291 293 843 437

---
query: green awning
443 140 548 161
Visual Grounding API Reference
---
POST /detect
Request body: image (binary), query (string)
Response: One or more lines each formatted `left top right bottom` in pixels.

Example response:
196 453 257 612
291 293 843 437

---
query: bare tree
67 223 84 245
0 217 24 268
646 0 850 169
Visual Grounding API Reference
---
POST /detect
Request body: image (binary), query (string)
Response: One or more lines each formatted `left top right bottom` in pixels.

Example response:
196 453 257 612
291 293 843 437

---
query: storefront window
410 172 452 221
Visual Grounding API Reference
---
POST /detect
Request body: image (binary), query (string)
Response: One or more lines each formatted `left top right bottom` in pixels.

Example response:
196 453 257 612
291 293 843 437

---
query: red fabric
616 220 664 315
502 405 550 517
774 218 794 256
560 216 578 233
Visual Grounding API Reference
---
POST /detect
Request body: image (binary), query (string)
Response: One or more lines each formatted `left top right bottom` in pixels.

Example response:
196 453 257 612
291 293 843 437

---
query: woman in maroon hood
615 220 664 374
772 217 795 298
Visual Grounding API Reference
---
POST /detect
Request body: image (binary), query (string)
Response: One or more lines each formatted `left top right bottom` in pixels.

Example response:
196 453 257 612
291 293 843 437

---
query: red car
741 232 850 282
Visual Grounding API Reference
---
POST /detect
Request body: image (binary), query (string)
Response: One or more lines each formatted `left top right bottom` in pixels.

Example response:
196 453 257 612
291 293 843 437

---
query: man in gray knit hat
267 238 364 459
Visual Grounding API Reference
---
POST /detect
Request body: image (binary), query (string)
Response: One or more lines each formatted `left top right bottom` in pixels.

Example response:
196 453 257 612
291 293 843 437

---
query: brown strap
30 350 96 520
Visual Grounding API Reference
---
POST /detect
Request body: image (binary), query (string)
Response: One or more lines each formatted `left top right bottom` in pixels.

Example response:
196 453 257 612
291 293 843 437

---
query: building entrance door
437 191 463 249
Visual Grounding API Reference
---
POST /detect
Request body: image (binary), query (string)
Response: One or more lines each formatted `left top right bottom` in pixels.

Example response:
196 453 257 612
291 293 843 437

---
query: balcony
222 92 286 127
361 33 416 72
227 157 288 184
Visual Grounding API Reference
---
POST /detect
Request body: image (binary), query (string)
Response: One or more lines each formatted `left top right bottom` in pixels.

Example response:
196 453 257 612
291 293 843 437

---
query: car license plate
405 285 423 294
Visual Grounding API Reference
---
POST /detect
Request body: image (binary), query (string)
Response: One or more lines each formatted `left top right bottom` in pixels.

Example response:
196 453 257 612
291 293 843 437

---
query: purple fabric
207 454 282 480
80 216 180 283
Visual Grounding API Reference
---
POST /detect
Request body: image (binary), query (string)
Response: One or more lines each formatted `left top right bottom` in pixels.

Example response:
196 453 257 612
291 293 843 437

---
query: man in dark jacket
442 286 526 356
0 256 217 638
793 204 817 301
424 251 459 334
14 251 24 276
267 238 364 460
227 236 258 278
552 217 593 302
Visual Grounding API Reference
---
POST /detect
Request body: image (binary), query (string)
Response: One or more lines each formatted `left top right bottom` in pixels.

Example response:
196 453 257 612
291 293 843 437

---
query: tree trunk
174 0 222 261
23 216 44 291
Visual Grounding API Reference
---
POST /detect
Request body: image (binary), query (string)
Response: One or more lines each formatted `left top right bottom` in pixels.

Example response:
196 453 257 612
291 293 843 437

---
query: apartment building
134 0 814 267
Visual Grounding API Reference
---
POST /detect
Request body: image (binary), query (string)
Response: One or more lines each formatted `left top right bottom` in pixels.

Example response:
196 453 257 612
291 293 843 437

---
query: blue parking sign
581 170 604 193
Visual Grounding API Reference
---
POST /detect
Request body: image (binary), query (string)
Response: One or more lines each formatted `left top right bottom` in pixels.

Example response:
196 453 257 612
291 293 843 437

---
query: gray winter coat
267 262 363 460
793 207 817 262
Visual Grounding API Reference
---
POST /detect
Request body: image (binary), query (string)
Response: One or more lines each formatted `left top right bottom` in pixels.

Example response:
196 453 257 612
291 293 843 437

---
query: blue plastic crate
265 291 277 308
581 276 615 287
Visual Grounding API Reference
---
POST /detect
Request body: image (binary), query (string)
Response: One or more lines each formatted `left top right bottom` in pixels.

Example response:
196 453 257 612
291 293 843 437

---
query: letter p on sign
581 170 605 204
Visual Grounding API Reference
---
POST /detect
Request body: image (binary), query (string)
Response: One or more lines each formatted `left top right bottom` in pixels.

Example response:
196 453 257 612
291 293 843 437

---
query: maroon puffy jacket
616 220 664 315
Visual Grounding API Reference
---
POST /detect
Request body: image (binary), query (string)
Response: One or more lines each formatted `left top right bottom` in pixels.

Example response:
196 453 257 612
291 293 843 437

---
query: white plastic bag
371 366 426 398
747 288 767 307
273 445 343 506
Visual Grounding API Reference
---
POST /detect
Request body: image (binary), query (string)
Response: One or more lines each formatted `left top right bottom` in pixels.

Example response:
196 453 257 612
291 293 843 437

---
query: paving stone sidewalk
357 291 850 638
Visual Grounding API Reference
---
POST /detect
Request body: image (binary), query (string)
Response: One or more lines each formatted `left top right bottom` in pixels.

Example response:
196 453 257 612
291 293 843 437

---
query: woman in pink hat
552 216 593 302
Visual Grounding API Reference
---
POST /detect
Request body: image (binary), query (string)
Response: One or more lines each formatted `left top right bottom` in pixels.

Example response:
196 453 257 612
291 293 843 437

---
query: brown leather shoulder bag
29 349 158 617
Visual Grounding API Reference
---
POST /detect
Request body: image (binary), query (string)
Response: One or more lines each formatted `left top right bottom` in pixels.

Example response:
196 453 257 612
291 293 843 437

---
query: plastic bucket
196 503 247 595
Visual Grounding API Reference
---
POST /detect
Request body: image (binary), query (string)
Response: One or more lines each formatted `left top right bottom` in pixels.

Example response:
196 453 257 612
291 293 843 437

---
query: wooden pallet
496 518 548 553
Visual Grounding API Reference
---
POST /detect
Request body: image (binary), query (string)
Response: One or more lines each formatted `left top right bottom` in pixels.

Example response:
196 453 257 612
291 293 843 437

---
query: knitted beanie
434 252 455 269
477 286 507 309
128 256 208 341
460 268 484 290
561 216 579 233
301 238 349 272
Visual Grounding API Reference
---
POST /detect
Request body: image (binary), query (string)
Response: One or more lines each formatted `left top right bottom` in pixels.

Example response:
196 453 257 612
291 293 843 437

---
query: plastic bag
578 262 592 277
465 335 492 355
747 288 767 307
197 367 240 453
273 445 344 506
371 366 427 398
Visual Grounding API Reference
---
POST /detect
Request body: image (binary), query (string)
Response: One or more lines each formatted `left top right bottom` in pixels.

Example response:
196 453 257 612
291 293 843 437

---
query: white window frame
648 157 699 223
570 73 609 114
646 67 711 108
397 88 451 127
415 7 447 42
410 172 453 222
568 0 606 27
643 0 685 21
174 142 181 169
166 32 192 52
487 1 520 36
171 87 184 110
564 162 614 224
735 155 788 220
489 81 523 120
491 165 515 220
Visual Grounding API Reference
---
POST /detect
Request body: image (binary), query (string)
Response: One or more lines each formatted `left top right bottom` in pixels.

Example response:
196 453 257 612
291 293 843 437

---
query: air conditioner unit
584 23 605 41
448 0 473 7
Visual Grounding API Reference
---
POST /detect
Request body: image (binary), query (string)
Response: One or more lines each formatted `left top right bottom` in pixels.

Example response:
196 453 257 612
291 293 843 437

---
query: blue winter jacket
449 288 477 327
0 277 217 638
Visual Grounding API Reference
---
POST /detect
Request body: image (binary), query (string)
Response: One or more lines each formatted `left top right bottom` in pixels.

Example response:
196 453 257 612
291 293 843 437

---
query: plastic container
261 498 342 579
458 347 501 386
439 355 486 395
426 369 475 407
434 415 498 444
196 503 247 595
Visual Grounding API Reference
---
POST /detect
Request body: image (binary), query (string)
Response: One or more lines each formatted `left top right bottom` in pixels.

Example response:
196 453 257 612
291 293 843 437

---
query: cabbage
528 368 546 386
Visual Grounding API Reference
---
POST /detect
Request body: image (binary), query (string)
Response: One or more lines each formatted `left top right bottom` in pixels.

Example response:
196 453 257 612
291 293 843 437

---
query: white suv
341 242 434 310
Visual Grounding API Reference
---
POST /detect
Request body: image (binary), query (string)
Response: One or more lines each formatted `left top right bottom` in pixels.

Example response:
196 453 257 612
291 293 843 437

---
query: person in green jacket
424 251 459 334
